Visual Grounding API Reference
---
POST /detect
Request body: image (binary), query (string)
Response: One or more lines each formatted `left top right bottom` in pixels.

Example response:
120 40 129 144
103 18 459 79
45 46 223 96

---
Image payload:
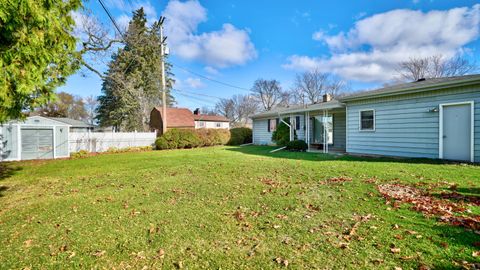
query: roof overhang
251 101 345 119
341 76 480 102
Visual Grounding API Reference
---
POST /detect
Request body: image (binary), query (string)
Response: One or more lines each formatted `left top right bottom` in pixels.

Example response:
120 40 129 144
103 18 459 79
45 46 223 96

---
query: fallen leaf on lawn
59 244 68 252
394 267 402 270
174 261 183 269
156 248 165 259
390 247 401 254
92 250 106 257
473 250 480 257
233 210 245 221
440 242 448 249
392 224 400 230
24 239 33 248
276 214 288 220
394 234 403 240
338 242 349 249
274 257 289 267
68 251 76 259
405 230 418 235
273 224 281 229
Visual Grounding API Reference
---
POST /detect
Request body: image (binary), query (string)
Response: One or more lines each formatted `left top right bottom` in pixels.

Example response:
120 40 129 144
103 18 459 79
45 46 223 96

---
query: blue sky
62 0 480 110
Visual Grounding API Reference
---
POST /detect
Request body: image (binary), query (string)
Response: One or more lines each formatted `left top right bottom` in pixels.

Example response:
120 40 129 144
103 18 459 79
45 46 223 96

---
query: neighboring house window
216 122 221 128
268 119 277 132
359 110 375 131
295 116 300 130
198 121 205 127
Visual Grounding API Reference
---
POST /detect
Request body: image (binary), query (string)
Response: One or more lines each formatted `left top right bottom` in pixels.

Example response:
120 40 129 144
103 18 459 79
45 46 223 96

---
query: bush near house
286 139 308 151
155 128 230 150
272 119 295 146
228 127 252 145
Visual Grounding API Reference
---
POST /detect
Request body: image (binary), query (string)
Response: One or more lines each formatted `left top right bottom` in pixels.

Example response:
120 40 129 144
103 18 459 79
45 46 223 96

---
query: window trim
359 109 375 132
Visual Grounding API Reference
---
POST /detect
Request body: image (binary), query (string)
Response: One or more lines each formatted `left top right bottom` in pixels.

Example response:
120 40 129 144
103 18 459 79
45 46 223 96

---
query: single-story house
251 74 480 163
0 116 70 161
47 117 95 132
150 107 230 135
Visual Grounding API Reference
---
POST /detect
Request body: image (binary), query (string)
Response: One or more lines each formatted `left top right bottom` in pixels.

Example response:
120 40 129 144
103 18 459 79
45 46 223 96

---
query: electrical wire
174 65 251 92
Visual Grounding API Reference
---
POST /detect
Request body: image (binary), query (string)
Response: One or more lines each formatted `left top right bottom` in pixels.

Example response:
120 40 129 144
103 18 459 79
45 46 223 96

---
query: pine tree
96 8 175 131
0 0 82 122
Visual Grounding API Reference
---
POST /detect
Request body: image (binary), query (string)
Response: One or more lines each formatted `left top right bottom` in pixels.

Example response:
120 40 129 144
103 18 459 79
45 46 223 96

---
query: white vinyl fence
69 132 156 153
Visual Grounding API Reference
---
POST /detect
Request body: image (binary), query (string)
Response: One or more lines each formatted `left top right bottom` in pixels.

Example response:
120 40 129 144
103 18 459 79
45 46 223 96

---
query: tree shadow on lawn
226 145 477 166
0 162 22 197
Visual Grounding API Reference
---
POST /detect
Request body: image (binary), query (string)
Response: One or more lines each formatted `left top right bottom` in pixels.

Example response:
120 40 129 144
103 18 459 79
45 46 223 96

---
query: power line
174 65 251 92
97 0 123 37
173 88 223 100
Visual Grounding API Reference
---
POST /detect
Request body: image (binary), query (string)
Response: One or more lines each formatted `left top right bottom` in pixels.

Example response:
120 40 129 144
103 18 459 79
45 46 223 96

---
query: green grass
1 146 480 269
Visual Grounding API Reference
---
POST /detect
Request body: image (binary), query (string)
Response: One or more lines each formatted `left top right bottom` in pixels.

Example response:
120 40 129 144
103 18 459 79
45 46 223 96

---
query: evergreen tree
96 8 175 131
0 0 82 122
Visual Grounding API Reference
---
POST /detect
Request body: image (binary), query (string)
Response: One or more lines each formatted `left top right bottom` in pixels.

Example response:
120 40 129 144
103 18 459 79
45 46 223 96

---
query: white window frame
438 101 474 162
359 109 375 132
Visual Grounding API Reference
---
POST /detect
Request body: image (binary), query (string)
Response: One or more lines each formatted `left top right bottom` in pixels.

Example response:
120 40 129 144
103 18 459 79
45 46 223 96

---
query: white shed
0 116 71 161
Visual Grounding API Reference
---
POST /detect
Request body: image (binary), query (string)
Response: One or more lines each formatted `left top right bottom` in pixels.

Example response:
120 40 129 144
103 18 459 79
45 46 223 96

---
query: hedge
285 140 308 151
228 127 252 145
155 128 230 150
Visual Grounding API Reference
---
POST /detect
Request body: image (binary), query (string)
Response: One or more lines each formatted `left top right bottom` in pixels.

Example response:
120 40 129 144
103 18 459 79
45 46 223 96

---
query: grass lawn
1 146 480 269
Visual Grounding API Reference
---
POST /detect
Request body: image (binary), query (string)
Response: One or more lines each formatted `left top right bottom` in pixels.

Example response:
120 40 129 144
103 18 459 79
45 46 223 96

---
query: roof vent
416 78 426 82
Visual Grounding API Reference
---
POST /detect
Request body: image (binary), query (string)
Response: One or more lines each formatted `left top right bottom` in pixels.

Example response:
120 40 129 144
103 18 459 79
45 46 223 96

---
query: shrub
155 128 229 150
286 140 308 152
272 119 295 146
70 150 89 159
228 127 252 145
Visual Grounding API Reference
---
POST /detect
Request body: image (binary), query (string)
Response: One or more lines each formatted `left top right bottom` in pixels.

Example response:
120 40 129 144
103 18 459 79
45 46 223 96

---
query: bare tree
397 54 476 81
251 79 283 111
84 95 98 125
292 70 347 104
74 10 122 78
215 94 259 127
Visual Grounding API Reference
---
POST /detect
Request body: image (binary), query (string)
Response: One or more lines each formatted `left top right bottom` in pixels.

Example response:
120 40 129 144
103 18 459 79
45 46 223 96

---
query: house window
359 110 375 131
295 116 300 130
216 123 221 128
268 119 277 132
198 121 205 128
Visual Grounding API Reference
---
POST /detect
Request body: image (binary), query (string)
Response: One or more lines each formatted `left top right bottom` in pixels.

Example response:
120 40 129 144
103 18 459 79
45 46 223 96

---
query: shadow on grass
227 145 475 166
0 162 21 180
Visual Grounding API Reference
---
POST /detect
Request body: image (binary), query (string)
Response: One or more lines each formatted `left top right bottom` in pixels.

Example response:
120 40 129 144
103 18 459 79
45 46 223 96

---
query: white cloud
162 0 257 68
116 14 131 32
204 66 219 75
185 77 205 89
284 5 480 82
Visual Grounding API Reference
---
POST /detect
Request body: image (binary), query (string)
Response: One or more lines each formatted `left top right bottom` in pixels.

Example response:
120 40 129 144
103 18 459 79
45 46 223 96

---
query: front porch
278 101 347 154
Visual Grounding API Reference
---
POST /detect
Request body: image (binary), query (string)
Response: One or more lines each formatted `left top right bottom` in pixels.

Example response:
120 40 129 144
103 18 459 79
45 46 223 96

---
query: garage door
21 129 54 160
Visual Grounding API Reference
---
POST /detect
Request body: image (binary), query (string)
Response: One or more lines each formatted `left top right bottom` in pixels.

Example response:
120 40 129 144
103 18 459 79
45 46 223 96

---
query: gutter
340 77 480 102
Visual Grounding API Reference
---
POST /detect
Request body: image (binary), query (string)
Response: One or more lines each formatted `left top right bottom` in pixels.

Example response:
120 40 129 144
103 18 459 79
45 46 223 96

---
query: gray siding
346 85 480 162
1 124 18 161
253 114 306 145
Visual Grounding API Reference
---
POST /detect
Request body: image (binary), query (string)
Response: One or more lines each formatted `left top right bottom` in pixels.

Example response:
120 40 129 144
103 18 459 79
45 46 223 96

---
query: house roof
155 107 195 127
340 74 480 101
193 114 230 122
48 117 94 128
251 100 345 119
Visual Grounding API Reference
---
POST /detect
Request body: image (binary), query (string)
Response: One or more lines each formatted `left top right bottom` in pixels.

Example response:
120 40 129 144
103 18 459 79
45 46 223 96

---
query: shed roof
48 117 94 128
154 107 195 128
341 74 480 101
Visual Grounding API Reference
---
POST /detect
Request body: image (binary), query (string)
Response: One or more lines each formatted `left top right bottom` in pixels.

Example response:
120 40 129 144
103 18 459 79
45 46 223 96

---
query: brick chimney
323 94 332 102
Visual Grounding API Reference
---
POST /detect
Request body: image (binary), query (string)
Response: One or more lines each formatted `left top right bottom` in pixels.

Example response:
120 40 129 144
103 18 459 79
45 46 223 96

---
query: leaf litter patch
377 184 480 231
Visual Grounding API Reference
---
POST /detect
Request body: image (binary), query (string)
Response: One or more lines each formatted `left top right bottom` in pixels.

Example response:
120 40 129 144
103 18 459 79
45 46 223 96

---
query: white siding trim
16 124 21 161
438 101 474 162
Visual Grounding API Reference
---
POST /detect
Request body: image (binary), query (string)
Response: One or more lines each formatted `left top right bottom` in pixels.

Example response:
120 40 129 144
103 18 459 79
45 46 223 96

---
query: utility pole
159 17 167 134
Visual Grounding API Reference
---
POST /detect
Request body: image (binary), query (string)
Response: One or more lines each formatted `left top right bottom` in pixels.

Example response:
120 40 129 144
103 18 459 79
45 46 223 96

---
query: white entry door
441 102 473 162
